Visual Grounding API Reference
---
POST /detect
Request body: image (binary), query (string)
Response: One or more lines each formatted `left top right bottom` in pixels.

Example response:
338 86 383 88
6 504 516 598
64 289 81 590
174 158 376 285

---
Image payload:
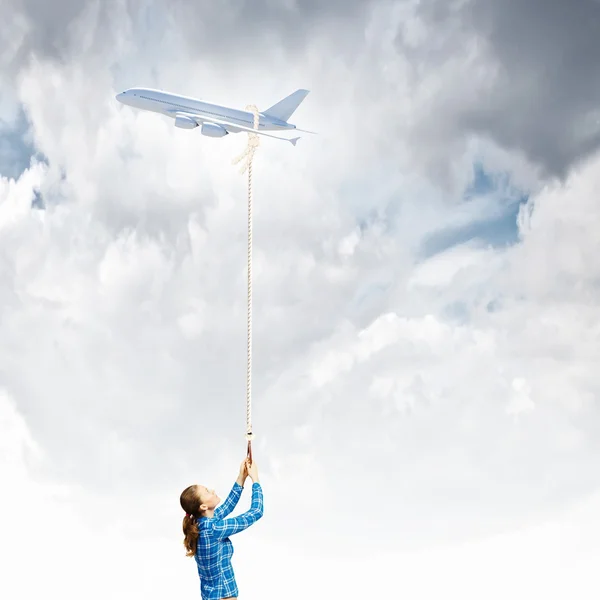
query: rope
232 105 260 463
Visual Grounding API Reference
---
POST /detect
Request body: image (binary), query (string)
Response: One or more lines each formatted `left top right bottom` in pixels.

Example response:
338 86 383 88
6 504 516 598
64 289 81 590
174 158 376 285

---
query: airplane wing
172 111 301 145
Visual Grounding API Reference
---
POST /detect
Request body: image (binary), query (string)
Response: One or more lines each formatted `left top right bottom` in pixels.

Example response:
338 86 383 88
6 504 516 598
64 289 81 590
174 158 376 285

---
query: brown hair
180 485 202 556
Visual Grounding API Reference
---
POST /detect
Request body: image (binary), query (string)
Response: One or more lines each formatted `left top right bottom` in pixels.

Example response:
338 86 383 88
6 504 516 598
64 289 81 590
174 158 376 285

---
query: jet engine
174 115 198 129
201 122 228 138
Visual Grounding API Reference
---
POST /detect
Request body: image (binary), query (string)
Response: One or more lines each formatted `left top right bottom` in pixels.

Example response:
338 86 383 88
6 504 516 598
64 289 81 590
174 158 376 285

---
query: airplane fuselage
116 88 293 132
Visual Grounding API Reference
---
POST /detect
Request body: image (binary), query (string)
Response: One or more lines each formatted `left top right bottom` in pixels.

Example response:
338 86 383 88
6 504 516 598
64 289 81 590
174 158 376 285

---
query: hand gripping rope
232 105 260 464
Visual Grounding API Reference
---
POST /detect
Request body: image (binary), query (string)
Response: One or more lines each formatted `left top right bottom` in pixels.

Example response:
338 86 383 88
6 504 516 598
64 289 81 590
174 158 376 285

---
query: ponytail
182 513 199 556
180 485 202 556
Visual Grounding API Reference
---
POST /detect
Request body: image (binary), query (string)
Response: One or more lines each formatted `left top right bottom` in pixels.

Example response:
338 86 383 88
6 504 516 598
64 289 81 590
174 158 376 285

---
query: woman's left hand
237 459 249 484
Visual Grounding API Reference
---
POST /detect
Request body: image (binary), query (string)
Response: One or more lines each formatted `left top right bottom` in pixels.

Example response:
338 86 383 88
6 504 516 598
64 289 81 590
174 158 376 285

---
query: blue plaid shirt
194 482 264 600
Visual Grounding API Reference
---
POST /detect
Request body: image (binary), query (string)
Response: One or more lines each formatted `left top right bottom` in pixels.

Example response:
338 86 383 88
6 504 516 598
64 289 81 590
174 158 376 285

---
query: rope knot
232 104 260 175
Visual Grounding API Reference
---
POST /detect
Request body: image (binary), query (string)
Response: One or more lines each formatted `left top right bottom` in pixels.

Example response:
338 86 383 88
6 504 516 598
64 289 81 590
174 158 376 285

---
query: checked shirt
194 481 264 600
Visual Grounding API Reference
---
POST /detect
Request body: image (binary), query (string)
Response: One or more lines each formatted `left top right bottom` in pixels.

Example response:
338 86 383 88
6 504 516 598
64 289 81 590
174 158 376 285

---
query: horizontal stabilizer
264 89 309 122
294 128 317 134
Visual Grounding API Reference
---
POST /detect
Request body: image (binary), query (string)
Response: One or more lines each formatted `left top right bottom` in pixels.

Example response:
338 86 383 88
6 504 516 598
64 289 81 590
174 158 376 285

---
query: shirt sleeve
211 483 264 540
213 481 243 520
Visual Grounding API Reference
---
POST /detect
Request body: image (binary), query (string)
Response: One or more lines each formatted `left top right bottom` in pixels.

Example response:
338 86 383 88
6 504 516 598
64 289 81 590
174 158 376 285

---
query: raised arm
213 481 243 520
211 483 264 540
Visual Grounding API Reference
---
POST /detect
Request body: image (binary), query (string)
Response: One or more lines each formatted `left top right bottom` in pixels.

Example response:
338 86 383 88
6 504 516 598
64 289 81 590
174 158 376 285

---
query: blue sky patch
0 106 38 180
419 162 529 258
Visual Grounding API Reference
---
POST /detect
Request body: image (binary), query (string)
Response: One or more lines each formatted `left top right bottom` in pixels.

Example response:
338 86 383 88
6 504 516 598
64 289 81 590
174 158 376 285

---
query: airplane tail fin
264 89 310 122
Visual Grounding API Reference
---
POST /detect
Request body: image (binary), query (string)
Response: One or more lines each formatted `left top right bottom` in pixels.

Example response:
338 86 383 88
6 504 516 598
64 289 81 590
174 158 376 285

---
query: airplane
115 87 314 145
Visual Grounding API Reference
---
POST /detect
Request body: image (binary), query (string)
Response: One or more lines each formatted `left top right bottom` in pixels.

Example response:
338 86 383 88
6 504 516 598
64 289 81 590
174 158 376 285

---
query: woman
180 458 263 600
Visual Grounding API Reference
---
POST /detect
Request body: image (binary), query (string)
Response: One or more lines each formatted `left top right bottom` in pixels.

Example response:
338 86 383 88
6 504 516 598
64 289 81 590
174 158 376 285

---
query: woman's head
180 484 221 556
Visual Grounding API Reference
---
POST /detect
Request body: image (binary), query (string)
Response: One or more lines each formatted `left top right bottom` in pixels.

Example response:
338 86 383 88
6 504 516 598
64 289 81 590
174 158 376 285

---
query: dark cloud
3 0 372 69
2 0 116 69
402 0 600 178
168 0 372 57
8 0 85 57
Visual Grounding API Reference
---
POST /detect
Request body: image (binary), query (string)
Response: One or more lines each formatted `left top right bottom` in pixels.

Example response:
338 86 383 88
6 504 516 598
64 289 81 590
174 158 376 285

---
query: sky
1 0 600 598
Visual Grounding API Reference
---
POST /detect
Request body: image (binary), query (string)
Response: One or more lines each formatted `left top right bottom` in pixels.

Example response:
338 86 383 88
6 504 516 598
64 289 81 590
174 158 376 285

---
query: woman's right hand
247 459 259 483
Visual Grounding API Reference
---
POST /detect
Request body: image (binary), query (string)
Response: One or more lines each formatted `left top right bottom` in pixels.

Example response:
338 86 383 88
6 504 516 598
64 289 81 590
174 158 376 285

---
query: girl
180 458 263 600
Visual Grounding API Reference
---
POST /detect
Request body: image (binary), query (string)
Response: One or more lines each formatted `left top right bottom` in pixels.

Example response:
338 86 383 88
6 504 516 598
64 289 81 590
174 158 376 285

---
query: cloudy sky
1 0 600 598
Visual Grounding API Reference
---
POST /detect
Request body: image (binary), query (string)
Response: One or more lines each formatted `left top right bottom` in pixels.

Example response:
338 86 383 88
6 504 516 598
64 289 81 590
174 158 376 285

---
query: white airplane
115 87 313 145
